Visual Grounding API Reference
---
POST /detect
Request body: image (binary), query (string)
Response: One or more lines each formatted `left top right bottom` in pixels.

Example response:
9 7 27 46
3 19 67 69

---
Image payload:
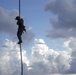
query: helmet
15 16 20 20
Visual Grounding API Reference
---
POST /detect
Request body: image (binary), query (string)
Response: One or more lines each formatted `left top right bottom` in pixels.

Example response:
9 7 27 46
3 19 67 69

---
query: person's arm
23 26 26 32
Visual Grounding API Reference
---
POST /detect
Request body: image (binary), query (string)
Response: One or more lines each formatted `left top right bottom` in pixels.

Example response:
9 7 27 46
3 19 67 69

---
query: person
15 16 26 44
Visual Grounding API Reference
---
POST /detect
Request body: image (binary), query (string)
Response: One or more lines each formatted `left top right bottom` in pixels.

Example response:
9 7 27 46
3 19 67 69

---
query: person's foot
17 41 22 44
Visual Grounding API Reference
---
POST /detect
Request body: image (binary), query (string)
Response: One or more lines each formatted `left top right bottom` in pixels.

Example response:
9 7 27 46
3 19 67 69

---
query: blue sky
0 0 48 36
0 0 64 50
0 0 75 53
0 0 76 74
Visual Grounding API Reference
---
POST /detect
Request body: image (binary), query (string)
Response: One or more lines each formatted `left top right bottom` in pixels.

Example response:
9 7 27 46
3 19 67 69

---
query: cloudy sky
0 0 76 75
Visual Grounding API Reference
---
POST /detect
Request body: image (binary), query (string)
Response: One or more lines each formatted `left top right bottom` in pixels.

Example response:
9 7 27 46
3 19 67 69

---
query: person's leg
17 30 22 44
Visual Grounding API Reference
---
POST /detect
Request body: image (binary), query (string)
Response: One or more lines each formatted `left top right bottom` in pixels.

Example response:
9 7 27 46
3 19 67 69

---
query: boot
17 40 22 44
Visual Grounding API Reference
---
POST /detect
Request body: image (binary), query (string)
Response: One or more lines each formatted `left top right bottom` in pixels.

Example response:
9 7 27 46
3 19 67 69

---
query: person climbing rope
15 16 26 44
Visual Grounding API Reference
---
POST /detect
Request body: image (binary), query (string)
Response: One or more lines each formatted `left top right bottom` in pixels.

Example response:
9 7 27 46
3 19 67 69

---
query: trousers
17 29 23 42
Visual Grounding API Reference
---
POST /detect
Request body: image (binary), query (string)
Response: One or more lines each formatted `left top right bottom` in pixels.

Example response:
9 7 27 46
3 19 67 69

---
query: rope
18 0 23 75
20 43 23 75
19 0 23 75
19 0 21 17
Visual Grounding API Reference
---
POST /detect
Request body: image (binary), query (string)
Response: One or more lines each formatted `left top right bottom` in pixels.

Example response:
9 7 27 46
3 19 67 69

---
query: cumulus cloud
30 39 72 74
1 38 76 75
45 0 76 38
0 39 29 75
0 7 35 44
65 38 76 73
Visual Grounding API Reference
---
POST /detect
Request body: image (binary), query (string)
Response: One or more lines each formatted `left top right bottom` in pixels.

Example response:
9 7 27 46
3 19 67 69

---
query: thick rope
19 0 23 75
20 44 23 75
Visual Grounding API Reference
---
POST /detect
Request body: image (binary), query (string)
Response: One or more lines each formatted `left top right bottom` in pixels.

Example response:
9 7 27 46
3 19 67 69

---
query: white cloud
30 39 72 74
0 39 29 75
65 38 76 73
1 38 76 75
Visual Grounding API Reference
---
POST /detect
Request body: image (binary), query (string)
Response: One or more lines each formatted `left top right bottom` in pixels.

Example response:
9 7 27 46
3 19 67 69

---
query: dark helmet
15 16 20 20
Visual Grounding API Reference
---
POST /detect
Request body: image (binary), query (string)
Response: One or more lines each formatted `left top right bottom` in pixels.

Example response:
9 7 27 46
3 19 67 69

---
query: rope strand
20 44 23 75
19 0 21 17
19 0 23 75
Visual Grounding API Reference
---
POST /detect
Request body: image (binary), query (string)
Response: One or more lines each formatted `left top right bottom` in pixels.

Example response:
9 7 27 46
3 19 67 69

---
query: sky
0 0 76 75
